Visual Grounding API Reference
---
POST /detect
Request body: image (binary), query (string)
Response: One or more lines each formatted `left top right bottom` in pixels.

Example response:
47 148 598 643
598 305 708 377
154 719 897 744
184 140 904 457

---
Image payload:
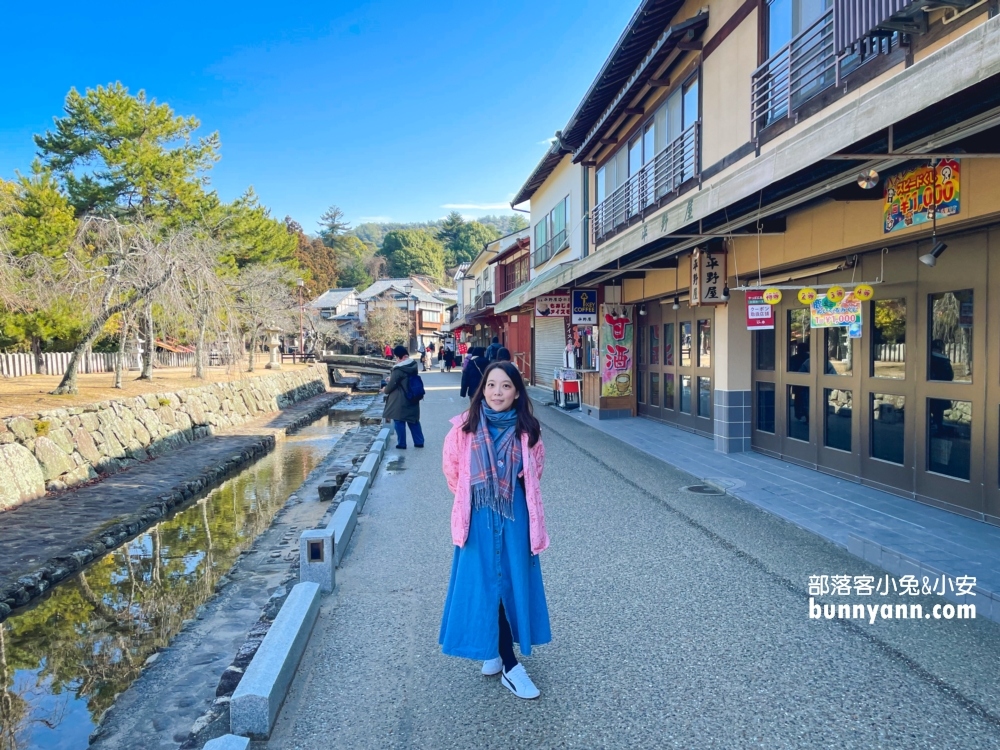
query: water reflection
0 416 349 750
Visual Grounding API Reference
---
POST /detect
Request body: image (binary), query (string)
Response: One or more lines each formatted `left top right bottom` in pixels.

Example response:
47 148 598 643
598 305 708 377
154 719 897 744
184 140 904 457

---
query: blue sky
1 1 637 231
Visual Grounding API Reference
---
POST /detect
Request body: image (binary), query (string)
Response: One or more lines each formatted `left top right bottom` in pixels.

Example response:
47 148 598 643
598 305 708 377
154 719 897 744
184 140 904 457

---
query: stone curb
345 474 371 513
847 533 1000 624
203 734 250 750
357 452 379 478
230 581 321 739
0 392 345 624
299 528 335 593
330 500 359 568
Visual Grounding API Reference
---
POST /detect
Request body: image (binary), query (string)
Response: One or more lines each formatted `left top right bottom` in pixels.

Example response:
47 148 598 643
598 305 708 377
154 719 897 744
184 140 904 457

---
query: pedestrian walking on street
460 346 488 399
496 347 512 362
444 346 456 373
382 345 425 449
384 344 393 360
485 336 501 363
440 361 551 700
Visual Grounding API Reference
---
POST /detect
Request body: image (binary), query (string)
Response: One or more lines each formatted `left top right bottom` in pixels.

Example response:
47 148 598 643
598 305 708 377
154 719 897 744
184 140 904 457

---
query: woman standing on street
460 346 488 400
440 361 551 699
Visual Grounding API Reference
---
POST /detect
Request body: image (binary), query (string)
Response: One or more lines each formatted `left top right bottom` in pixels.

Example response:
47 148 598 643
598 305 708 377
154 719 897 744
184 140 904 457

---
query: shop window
756 329 775 371
664 373 675 410
650 372 660 407
698 377 712 417
697 319 712 368
637 324 645 365
664 323 675 366
650 325 660 365
927 398 972 480
871 393 904 464
756 382 776 433
788 385 810 441
928 290 973 383
680 322 692 367
680 375 692 413
637 371 645 404
824 328 851 376
872 299 906 379
788 309 811 373
824 388 851 451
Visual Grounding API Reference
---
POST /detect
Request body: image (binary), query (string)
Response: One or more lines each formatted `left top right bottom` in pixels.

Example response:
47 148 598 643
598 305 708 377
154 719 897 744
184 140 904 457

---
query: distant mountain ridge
351 213 527 249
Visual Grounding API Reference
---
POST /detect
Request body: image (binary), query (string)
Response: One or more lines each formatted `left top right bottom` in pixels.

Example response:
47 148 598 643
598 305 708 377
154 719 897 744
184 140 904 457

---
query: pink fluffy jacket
442 412 549 555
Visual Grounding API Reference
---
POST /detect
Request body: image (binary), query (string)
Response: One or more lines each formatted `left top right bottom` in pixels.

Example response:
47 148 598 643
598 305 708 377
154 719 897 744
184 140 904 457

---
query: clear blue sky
1 1 637 231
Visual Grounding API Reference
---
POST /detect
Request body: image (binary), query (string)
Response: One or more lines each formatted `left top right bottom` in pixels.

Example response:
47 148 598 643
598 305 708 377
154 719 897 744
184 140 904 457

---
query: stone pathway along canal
0 406 362 750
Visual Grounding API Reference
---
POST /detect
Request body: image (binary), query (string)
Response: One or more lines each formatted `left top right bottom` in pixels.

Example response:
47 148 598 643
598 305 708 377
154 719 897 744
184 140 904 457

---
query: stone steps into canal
0 389 353 622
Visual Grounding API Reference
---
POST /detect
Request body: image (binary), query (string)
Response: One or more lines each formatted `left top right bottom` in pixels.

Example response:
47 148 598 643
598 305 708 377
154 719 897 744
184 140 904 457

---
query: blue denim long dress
439 421 552 660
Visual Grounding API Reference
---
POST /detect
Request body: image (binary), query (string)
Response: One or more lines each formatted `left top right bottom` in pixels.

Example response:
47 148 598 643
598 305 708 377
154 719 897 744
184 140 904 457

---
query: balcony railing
592 121 700 245
474 291 493 311
751 8 836 140
532 229 568 268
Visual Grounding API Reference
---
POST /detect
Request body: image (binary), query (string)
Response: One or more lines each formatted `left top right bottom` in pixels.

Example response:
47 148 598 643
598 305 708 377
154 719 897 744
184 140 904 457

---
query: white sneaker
500 663 540 699
481 657 502 676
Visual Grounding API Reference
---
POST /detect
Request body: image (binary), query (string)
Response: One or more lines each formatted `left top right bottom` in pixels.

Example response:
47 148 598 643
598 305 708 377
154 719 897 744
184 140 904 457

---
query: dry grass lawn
0 363 314 418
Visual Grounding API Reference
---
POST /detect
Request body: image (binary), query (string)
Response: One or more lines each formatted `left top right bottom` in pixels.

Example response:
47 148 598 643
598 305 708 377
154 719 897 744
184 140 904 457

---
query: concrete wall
0 370 326 511
530 154 584 277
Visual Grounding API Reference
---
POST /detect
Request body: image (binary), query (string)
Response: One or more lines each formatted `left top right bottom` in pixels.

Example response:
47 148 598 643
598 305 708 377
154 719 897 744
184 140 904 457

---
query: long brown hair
462 361 541 446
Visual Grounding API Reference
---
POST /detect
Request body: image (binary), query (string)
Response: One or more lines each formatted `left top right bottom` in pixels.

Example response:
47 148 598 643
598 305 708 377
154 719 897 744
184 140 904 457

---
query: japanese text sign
572 289 598 324
690 247 727 306
600 304 634 398
810 292 863 329
746 291 775 330
535 293 571 318
883 159 960 234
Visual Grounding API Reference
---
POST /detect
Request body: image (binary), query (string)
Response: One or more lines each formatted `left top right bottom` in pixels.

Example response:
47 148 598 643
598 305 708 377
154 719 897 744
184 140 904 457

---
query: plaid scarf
469 405 520 520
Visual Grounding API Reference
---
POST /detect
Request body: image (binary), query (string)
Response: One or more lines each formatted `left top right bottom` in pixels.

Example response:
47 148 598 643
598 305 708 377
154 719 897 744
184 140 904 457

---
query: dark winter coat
383 358 421 422
460 355 488 399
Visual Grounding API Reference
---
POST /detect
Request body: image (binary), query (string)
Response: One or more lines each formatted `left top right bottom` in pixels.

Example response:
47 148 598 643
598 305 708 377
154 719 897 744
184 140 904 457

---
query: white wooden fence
0 351 198 378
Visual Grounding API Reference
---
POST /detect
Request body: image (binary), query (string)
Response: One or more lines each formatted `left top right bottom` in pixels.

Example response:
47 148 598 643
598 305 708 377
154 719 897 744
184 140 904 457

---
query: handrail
592 121 700 245
532 228 568 267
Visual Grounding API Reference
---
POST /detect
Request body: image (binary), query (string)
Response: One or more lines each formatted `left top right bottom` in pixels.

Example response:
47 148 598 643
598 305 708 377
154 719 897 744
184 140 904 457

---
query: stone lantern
264 327 283 370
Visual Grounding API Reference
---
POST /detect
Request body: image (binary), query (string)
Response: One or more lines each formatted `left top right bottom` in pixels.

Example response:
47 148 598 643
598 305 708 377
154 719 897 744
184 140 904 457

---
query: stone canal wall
0 370 327 511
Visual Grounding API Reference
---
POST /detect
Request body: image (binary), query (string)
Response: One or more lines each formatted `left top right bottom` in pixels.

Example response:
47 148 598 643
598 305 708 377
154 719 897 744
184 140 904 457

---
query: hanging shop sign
746 291 775 330
853 284 874 301
883 159 961 234
690 247 727 306
600 304 634 398
762 288 782 305
797 288 817 305
826 285 846 303
810 292 863 330
571 289 598 324
535 293 571 318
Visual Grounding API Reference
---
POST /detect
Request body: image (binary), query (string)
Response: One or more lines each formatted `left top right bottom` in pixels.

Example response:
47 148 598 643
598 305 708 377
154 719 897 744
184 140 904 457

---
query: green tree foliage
34 83 219 219
449 221 501 265
318 205 350 245
381 229 445 279
216 188 297 270
285 217 339 292
333 235 374 289
437 211 465 249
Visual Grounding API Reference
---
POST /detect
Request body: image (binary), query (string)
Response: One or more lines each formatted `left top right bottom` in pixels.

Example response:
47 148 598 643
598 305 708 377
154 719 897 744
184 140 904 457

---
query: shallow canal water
0 415 352 750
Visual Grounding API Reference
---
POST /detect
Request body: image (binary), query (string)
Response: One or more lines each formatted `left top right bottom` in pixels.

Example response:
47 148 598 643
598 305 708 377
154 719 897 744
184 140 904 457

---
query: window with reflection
664 373 675 410
698 377 712 417
824 328 851 376
663 323 675 366
697 320 712 368
757 382 776 433
756 329 775 371
680 375 692 413
927 398 971 480
871 393 904 464
824 388 851 451
788 385 810 440
788 309 811 373
928 290 973 383
680 322 692 367
650 325 660 365
872 299 905 379
650 372 660 407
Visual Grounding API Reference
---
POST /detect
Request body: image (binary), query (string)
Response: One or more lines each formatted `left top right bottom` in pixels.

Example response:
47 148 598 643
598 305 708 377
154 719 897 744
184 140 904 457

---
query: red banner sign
746 291 774 330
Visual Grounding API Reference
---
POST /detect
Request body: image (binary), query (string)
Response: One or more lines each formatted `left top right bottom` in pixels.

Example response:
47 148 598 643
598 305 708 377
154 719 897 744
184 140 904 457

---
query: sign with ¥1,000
883 159 960 234
571 289 598 324
746 291 774 330
535 294 571 318
811 293 862 328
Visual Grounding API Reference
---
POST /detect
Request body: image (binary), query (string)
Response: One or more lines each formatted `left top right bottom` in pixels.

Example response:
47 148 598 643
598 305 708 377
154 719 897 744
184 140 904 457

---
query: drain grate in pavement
683 484 726 495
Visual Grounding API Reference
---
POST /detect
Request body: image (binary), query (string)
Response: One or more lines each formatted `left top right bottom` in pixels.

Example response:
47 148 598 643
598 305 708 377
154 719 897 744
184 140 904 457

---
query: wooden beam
599 137 619 145
677 40 703 50
623 107 644 116
648 77 671 87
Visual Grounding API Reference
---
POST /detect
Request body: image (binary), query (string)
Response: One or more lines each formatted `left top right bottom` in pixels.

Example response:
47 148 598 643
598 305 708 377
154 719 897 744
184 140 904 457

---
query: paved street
269 370 1000 749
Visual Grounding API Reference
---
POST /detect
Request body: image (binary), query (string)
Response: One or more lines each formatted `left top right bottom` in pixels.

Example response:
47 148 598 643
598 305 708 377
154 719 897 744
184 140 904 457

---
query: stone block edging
203 734 250 750
345 474 371 513
299 528 335 593
330 500 359 567
358 452 379 478
230 581 322 739
847 533 1000 624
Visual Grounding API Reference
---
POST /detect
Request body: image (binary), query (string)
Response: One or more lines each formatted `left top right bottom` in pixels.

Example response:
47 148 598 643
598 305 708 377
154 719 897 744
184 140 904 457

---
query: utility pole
297 278 305 363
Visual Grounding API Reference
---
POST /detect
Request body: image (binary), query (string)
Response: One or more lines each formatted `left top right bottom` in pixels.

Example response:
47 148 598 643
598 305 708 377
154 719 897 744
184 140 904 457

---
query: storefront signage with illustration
535 293 571 318
746 291 775 330
571 289 598 324
883 159 960 234
811 292 863 338
600 304 634 397
690 247 727 306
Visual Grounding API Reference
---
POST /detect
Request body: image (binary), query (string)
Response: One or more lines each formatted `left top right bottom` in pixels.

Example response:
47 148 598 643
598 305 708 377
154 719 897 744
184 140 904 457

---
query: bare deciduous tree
229 265 297 372
362 300 408 353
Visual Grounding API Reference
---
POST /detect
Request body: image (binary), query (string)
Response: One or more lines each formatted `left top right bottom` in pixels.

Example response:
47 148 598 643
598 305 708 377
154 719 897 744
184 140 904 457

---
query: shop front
749 227 999 523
